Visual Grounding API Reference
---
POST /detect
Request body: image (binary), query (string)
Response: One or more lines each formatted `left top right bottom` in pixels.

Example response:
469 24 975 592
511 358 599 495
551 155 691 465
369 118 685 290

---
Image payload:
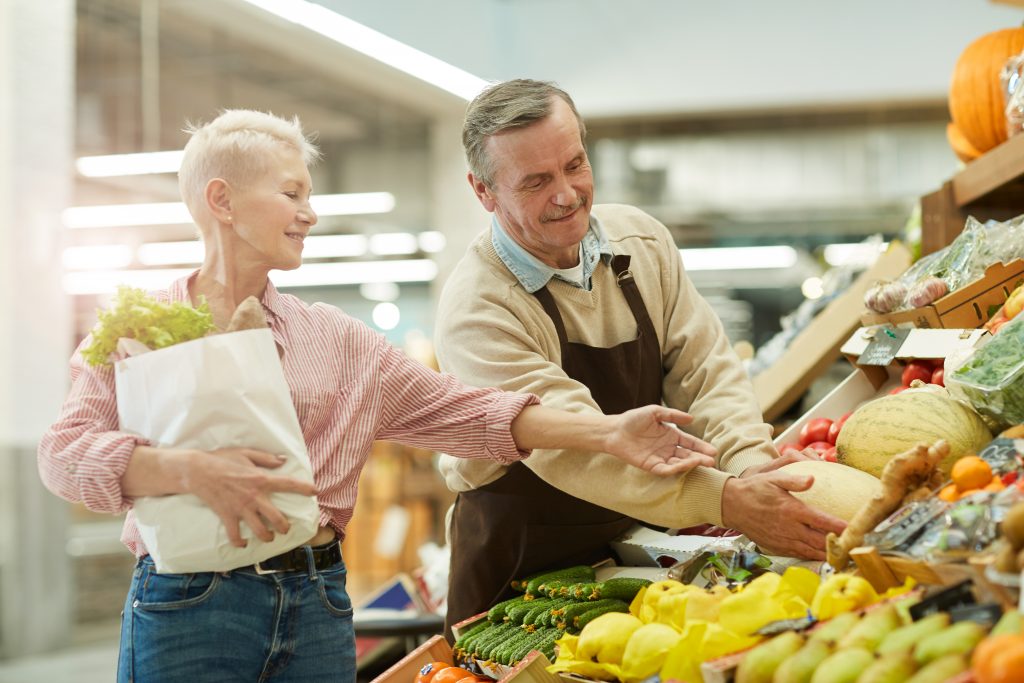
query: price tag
858 327 911 366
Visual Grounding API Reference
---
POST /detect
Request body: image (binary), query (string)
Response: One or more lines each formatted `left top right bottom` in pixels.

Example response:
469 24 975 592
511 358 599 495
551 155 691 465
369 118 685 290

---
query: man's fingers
773 472 815 493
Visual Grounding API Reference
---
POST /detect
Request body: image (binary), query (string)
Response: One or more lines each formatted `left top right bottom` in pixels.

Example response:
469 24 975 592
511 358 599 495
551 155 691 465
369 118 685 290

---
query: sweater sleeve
655 221 776 476
37 338 147 514
434 237 736 529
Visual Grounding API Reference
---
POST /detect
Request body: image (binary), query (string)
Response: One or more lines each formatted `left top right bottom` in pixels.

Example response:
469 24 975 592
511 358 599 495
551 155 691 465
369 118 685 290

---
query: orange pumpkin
946 122 983 162
972 633 1024 683
949 27 1024 155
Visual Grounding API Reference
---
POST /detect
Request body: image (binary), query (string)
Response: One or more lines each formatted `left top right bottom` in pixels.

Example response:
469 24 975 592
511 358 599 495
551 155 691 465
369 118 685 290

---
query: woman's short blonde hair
178 109 321 217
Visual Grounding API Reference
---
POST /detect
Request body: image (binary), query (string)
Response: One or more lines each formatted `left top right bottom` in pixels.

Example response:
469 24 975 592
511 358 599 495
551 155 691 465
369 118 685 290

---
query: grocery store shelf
952 132 1024 206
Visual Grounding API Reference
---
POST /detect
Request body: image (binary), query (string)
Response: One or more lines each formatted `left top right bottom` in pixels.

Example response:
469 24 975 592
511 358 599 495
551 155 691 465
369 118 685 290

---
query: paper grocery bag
115 328 320 573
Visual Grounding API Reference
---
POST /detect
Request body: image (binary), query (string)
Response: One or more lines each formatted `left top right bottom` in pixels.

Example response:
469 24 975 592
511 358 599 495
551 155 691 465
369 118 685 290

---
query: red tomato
779 442 803 455
806 441 833 454
931 367 945 387
799 418 834 447
432 668 475 683
901 360 933 387
821 446 838 463
826 412 853 445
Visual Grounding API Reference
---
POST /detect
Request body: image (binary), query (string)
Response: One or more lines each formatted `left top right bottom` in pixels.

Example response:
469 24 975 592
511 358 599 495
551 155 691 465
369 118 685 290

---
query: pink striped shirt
38 273 537 557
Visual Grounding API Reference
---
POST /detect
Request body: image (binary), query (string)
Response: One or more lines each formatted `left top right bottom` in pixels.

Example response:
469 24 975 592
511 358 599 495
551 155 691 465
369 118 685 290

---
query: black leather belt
253 540 342 575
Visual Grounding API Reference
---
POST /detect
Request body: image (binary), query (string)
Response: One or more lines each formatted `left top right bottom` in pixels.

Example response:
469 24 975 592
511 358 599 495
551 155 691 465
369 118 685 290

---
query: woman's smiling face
228 144 317 272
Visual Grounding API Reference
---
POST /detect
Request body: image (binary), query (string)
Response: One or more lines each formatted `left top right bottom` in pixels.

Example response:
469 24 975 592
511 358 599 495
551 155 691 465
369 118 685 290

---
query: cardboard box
861 259 1024 329
774 327 988 447
754 243 912 423
609 526 741 569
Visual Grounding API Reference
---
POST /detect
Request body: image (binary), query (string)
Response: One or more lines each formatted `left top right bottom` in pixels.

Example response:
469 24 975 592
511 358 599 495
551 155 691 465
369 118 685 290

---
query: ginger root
827 440 949 569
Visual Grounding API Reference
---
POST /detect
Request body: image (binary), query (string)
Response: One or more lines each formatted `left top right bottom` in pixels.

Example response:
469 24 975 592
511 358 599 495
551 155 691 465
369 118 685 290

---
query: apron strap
533 286 569 347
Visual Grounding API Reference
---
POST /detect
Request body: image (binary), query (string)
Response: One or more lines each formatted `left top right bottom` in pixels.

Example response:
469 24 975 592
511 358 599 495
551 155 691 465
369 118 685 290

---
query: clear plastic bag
1002 50 1024 139
946 313 1024 430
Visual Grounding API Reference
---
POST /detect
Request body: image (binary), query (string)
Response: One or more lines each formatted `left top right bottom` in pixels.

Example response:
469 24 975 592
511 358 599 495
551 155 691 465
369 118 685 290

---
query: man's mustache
541 197 588 222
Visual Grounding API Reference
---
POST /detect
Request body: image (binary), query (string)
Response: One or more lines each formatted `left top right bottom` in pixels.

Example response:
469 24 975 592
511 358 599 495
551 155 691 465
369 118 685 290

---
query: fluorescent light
823 242 889 268
76 150 184 177
313 192 395 215
303 234 368 258
360 282 400 302
63 259 438 294
63 192 396 229
418 231 446 253
679 246 798 271
372 302 401 330
239 0 488 100
273 260 437 287
62 245 134 270
137 240 205 266
63 268 195 295
801 277 824 300
64 202 193 229
369 232 418 256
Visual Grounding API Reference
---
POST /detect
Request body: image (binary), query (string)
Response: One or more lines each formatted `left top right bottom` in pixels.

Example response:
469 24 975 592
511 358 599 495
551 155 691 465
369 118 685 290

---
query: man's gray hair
463 79 586 188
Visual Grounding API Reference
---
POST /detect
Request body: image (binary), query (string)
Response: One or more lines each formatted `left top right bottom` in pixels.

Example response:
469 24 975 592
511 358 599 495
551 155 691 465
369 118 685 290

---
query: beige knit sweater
434 204 775 528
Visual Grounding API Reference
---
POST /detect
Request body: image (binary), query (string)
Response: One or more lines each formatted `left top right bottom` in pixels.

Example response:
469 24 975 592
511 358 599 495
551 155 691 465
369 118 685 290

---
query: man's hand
184 448 319 548
740 448 820 477
605 405 718 476
721 470 846 560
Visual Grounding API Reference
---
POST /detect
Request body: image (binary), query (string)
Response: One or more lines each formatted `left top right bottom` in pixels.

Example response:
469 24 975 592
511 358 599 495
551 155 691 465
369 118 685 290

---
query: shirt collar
490 213 613 293
168 269 287 334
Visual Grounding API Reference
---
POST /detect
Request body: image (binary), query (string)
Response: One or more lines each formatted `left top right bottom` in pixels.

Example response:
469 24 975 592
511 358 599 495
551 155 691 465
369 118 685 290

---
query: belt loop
303 545 317 580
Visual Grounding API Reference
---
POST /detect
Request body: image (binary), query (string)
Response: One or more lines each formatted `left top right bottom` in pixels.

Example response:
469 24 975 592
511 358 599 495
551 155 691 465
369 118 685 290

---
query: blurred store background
1 0 1022 680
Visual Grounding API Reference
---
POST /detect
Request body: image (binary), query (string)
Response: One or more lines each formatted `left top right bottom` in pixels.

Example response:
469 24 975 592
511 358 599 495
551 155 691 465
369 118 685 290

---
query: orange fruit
432 667 476 683
985 478 1006 492
414 661 452 683
938 483 959 502
952 455 993 492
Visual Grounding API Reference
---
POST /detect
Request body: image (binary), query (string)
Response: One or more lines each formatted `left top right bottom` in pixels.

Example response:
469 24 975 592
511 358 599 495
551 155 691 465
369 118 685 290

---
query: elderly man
434 79 846 631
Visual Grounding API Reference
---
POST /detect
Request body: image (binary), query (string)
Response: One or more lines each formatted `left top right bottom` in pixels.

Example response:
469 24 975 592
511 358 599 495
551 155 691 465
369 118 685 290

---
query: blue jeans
118 548 356 682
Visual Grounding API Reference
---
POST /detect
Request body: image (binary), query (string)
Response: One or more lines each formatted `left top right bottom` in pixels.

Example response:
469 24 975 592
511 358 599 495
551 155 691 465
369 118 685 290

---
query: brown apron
445 255 664 636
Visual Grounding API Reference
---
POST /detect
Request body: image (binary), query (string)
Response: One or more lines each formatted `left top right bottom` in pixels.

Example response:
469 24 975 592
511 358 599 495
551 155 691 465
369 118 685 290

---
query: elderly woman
38 110 717 683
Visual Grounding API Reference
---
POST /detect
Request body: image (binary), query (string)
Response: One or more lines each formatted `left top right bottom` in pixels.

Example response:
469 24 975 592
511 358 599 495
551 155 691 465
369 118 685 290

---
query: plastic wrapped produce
947 313 1024 430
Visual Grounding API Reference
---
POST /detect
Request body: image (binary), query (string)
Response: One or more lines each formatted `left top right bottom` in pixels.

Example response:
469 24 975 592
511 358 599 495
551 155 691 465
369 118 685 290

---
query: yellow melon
835 387 992 478
779 460 882 522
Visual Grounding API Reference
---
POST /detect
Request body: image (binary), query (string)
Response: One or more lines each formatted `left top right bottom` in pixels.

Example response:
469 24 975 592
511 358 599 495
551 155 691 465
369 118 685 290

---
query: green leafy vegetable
82 286 215 366
950 313 1024 428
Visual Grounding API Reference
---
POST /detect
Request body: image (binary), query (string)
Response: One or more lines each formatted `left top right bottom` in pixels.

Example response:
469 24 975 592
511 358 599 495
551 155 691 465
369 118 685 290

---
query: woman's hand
186 448 319 547
604 405 717 475
123 445 318 547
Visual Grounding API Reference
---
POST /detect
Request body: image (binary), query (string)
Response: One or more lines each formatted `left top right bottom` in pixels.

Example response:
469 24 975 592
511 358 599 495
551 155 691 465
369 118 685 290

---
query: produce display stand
921 132 1024 255
369 634 560 683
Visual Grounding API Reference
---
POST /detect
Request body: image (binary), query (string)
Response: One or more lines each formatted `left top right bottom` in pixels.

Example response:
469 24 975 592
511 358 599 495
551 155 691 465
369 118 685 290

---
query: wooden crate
370 634 562 683
850 546 975 593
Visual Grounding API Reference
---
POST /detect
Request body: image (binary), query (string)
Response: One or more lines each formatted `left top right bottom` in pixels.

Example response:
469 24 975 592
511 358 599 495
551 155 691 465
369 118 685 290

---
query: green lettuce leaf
82 286 215 366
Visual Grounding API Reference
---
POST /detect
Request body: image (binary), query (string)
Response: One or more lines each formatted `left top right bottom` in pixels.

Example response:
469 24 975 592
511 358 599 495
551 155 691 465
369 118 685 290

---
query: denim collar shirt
490 213 614 293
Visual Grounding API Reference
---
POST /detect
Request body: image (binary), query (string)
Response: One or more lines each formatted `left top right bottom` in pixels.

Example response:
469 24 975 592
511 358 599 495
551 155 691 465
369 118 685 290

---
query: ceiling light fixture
63 192 396 229
238 0 488 100
76 150 185 177
679 246 798 271
63 259 438 295
823 241 889 268
62 245 135 270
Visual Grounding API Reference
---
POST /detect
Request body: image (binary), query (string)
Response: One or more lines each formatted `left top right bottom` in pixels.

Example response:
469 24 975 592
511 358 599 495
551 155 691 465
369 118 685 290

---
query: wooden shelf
953 132 1024 206
921 134 1024 254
